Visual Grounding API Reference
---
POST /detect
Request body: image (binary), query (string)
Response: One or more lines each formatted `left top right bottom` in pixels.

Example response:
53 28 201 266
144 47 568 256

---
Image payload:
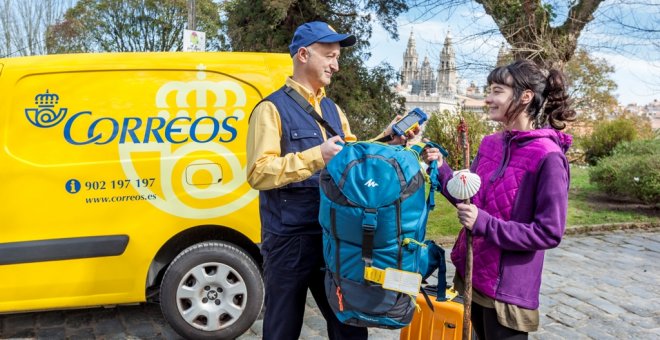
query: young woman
423 59 576 339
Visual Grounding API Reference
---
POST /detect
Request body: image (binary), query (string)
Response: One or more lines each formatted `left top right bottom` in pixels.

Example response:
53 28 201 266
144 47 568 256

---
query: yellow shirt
246 78 357 191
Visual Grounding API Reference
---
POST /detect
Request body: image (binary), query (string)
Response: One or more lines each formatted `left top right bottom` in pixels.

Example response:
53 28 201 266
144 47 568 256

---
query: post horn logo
25 89 68 128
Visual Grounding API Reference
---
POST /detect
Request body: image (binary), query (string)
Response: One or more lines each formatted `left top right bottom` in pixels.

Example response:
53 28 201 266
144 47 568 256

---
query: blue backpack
319 141 443 329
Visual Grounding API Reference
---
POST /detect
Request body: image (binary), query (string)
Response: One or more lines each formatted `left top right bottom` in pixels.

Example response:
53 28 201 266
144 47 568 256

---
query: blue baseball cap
288 21 357 56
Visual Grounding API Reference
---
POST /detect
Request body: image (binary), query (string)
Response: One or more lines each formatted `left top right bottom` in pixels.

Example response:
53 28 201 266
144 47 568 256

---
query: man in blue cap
247 20 415 339
246 21 367 340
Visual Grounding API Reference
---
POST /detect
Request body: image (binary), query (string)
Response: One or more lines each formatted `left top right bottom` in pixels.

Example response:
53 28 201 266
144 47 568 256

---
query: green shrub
611 137 660 156
423 110 496 169
589 140 660 204
580 117 638 165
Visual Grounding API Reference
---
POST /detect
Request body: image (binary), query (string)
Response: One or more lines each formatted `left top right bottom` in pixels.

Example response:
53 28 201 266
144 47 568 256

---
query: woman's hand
456 203 478 230
421 147 443 166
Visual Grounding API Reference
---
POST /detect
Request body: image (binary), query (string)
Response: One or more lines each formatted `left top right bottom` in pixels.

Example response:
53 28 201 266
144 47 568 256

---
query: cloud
594 52 660 105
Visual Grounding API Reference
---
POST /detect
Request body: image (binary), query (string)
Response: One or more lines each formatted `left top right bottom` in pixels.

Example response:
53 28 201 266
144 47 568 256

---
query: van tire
160 241 264 340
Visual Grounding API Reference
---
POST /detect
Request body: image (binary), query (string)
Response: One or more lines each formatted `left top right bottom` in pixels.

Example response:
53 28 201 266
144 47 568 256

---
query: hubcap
175 262 248 331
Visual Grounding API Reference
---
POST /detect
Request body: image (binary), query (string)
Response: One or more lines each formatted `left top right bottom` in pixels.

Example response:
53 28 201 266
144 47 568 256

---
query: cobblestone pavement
1 229 658 339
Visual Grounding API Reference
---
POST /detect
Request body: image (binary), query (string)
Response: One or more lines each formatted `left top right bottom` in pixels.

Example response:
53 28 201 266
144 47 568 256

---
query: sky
363 1 660 106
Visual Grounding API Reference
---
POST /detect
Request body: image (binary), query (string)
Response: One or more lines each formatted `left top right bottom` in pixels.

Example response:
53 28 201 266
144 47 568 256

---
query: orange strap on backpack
336 286 344 311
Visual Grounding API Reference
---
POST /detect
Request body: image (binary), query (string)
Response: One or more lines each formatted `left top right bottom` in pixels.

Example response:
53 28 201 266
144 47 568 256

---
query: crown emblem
35 89 59 107
155 64 248 126
25 89 67 128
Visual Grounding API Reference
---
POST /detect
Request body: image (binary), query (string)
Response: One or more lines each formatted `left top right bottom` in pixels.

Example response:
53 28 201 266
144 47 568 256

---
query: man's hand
383 115 421 145
321 135 344 164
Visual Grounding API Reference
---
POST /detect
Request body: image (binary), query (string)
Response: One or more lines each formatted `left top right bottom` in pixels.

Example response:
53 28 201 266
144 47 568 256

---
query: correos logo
25 90 68 128
61 110 237 145
24 64 257 219
25 93 237 146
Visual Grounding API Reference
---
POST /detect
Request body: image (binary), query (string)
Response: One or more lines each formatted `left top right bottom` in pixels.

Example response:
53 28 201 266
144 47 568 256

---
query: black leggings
471 303 528 340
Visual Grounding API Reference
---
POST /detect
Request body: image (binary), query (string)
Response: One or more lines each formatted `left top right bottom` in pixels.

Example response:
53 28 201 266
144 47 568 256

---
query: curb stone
564 222 660 235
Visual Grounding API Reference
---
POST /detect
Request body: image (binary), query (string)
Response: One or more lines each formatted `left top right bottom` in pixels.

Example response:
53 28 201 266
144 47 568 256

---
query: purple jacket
437 128 572 309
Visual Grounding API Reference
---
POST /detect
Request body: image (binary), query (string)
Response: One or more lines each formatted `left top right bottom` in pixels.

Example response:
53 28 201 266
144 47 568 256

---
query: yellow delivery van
0 51 291 339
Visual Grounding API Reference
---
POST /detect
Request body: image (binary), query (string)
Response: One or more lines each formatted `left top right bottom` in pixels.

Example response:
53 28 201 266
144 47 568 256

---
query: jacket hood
509 128 573 154
490 128 572 182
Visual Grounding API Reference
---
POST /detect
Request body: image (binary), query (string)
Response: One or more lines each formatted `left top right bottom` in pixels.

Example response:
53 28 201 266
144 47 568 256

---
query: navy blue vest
259 87 345 235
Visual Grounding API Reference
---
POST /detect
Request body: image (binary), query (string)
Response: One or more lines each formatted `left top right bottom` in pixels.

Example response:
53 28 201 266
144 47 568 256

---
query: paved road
1 229 659 339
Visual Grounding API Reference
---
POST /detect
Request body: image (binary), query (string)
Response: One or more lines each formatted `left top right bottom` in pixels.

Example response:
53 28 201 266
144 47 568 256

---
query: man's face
302 42 341 89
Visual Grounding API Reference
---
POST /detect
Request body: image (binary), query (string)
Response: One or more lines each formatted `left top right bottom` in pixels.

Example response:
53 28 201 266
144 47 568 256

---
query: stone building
396 29 485 115
623 100 660 130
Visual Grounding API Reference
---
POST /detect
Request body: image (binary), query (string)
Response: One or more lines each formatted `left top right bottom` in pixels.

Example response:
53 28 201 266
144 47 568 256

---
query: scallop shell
447 169 481 200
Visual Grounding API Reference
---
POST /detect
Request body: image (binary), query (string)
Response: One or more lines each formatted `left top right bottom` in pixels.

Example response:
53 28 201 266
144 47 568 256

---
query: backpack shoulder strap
410 141 448 211
283 85 339 137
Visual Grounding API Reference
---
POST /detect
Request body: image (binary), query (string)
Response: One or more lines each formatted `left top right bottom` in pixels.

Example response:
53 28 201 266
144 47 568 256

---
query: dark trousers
472 303 528 340
261 231 368 340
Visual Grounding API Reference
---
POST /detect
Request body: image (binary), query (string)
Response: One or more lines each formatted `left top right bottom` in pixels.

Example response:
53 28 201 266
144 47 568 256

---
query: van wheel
160 241 263 340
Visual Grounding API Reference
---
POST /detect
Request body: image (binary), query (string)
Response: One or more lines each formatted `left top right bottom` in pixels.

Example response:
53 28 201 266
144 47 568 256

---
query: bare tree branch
0 0 73 58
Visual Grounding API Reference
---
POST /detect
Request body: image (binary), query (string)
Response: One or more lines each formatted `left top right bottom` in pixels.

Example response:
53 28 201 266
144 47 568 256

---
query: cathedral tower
437 31 457 96
419 55 436 95
401 30 419 88
496 42 512 67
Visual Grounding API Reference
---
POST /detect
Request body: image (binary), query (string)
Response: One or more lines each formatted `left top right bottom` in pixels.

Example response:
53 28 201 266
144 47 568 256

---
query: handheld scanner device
392 108 428 136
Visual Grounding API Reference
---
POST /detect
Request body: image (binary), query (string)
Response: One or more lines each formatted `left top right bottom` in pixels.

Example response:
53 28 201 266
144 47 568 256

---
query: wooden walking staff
447 118 480 339
459 119 473 339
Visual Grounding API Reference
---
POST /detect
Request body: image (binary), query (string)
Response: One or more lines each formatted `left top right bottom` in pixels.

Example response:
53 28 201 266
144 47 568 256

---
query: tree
0 0 73 57
564 48 618 118
407 0 659 72
46 0 225 54
473 0 604 69
223 0 408 139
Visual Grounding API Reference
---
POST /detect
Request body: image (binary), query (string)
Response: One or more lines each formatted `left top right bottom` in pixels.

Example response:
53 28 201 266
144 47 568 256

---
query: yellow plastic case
400 287 472 340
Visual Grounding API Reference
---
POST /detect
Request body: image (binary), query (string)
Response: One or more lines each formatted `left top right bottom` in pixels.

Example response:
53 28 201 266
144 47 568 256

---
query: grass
566 166 659 226
426 194 462 240
425 165 660 240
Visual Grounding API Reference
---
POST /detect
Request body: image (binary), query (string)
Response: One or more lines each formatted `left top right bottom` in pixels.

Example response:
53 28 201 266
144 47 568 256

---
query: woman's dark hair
486 59 576 130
